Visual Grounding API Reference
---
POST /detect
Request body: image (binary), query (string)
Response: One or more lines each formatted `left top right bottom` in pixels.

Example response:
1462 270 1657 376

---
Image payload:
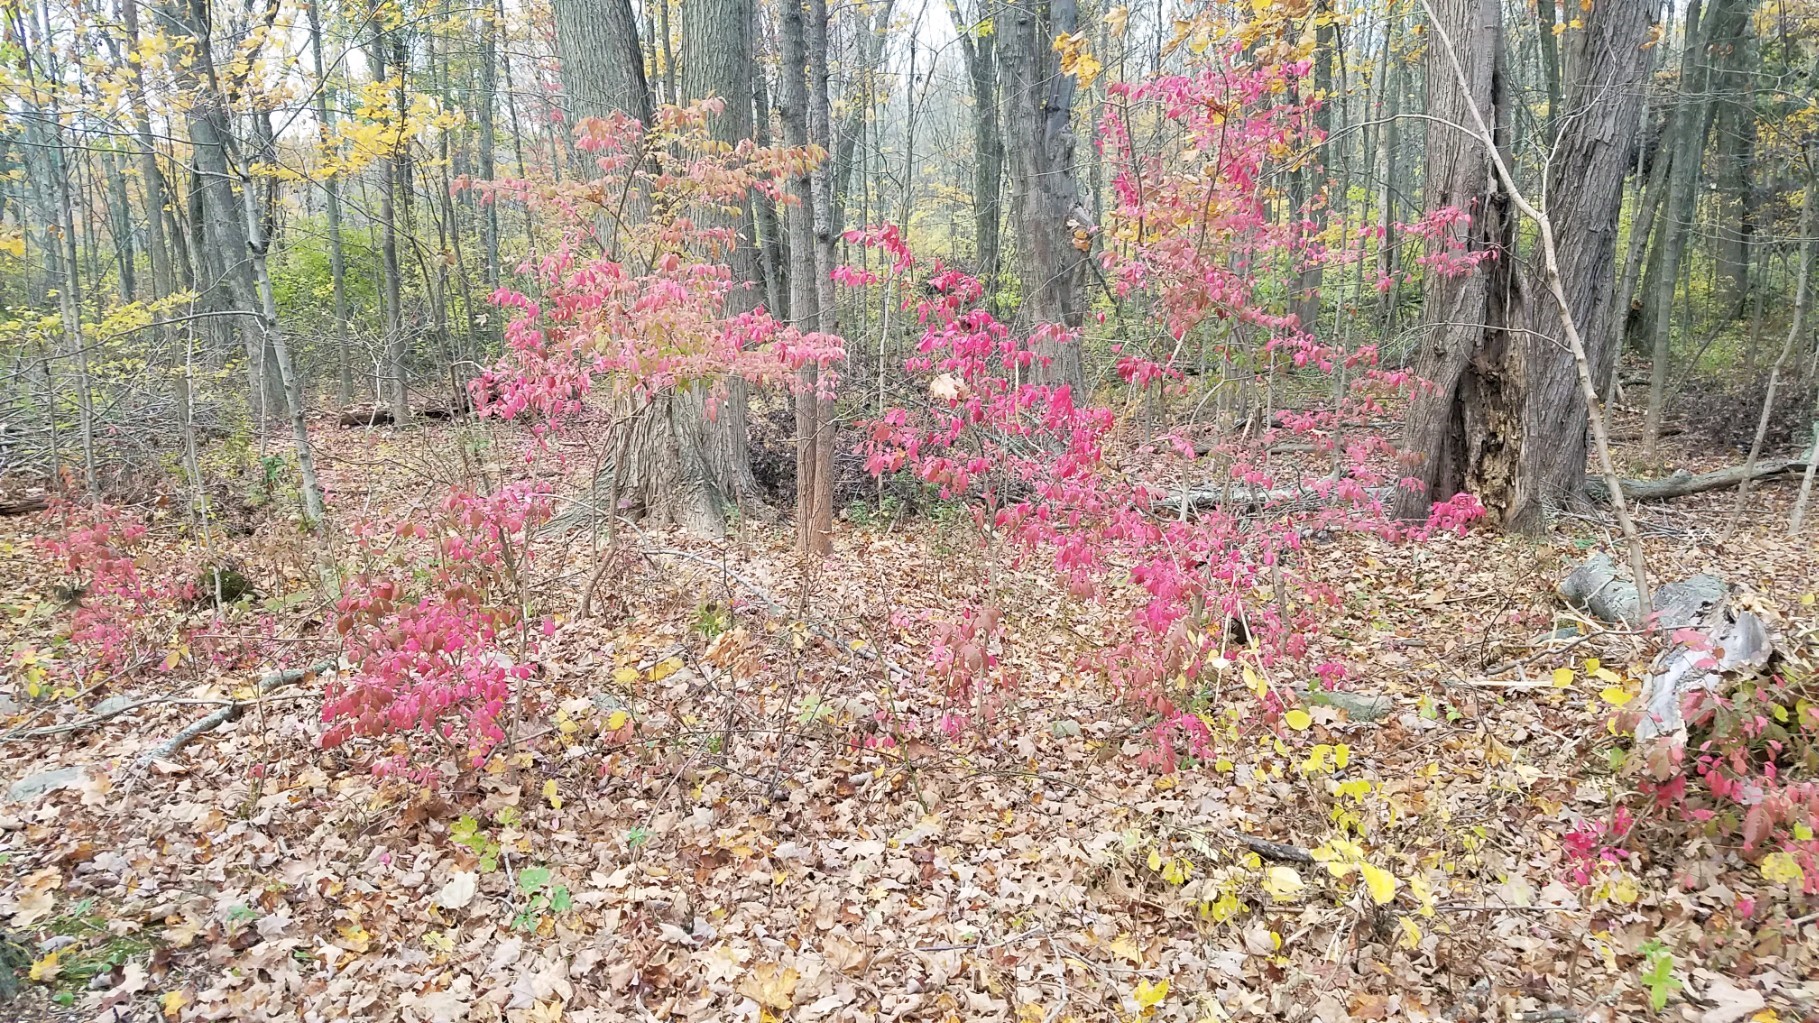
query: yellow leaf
1284 709 1312 731
1800 593 1815 607
606 709 630 732
1107 933 1143 964
1333 743 1350 768
1106 4 1129 37
1134 977 1170 1008
337 921 372 953
612 666 639 685
1599 686 1633 707
736 962 800 1011
1752 1010 1780 1023
28 951 60 982
648 657 683 682
1359 863 1398 905
1397 916 1421 949
1584 658 1600 674
162 991 189 1019
543 779 562 810
1552 667 1574 688
1262 866 1305 900
1759 851 1805 886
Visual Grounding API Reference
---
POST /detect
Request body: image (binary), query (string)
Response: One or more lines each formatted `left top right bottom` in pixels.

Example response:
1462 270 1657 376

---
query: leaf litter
0 421 1814 1022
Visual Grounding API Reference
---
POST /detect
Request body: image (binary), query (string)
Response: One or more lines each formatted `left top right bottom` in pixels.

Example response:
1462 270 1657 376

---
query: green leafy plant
511 866 571 931
451 815 501 872
1638 938 1681 1012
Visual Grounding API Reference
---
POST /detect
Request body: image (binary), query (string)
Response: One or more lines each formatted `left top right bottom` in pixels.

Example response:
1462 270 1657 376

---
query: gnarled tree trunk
1507 0 1657 531
1394 0 1517 522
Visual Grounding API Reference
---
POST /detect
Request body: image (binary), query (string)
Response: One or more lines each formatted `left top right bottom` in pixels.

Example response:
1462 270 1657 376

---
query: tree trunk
999 0 1089 392
552 0 653 125
680 0 765 510
1506 0 1658 532
477 0 500 291
780 0 834 556
307 0 355 405
1712 1 1757 310
1393 0 1516 523
945 0 1004 298
1643 0 1741 458
364 9 409 423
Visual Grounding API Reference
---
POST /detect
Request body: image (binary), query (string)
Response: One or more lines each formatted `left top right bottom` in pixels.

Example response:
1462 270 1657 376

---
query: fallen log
131 658 338 771
1592 456 1810 502
337 405 393 427
0 496 48 516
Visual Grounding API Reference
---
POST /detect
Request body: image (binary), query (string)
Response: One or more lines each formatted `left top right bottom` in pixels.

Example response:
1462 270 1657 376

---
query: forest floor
0 409 1816 1023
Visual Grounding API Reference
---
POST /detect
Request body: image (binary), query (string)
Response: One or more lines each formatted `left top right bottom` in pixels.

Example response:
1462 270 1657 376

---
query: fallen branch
130 658 337 771
1588 456 1811 502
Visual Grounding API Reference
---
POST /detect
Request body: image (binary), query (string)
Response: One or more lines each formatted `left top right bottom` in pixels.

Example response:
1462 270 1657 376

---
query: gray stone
7 765 85 803
92 695 135 717
1652 574 1728 630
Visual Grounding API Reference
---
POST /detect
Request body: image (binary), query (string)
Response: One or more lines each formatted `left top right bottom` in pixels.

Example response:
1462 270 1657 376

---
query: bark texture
999 0 1089 392
1507 0 1657 531
1394 0 1517 522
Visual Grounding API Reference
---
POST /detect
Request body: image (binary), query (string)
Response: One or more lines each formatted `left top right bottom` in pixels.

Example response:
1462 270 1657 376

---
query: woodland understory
0 411 1815 1023
6 0 1819 1015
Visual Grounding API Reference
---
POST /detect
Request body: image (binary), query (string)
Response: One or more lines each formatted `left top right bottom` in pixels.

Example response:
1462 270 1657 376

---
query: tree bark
552 0 653 125
1643 0 1743 458
307 0 355 405
680 0 765 510
945 0 1004 297
1507 0 1658 531
363 6 409 423
1394 0 1516 523
999 0 1089 392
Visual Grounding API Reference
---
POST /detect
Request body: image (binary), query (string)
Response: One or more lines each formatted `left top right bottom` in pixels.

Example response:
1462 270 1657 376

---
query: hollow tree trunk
1393 0 1517 522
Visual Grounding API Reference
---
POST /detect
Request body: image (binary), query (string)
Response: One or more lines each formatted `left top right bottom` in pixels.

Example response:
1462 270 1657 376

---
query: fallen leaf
737 961 800 1011
433 870 479 910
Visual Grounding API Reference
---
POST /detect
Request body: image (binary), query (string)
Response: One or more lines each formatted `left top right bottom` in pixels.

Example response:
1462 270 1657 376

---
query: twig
130 658 338 771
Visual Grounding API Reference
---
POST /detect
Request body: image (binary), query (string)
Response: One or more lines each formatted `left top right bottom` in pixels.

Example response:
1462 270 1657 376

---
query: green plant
510 866 571 931
694 600 729 639
451 815 501 872
1638 938 1681 1012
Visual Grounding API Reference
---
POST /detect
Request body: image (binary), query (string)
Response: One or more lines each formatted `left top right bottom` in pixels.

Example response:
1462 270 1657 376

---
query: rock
92 695 134 717
7 765 86 803
1653 574 1728 630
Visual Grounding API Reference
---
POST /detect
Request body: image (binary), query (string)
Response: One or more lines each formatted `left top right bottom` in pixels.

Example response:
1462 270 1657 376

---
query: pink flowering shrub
465 103 839 432
31 501 280 691
1633 669 1819 895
